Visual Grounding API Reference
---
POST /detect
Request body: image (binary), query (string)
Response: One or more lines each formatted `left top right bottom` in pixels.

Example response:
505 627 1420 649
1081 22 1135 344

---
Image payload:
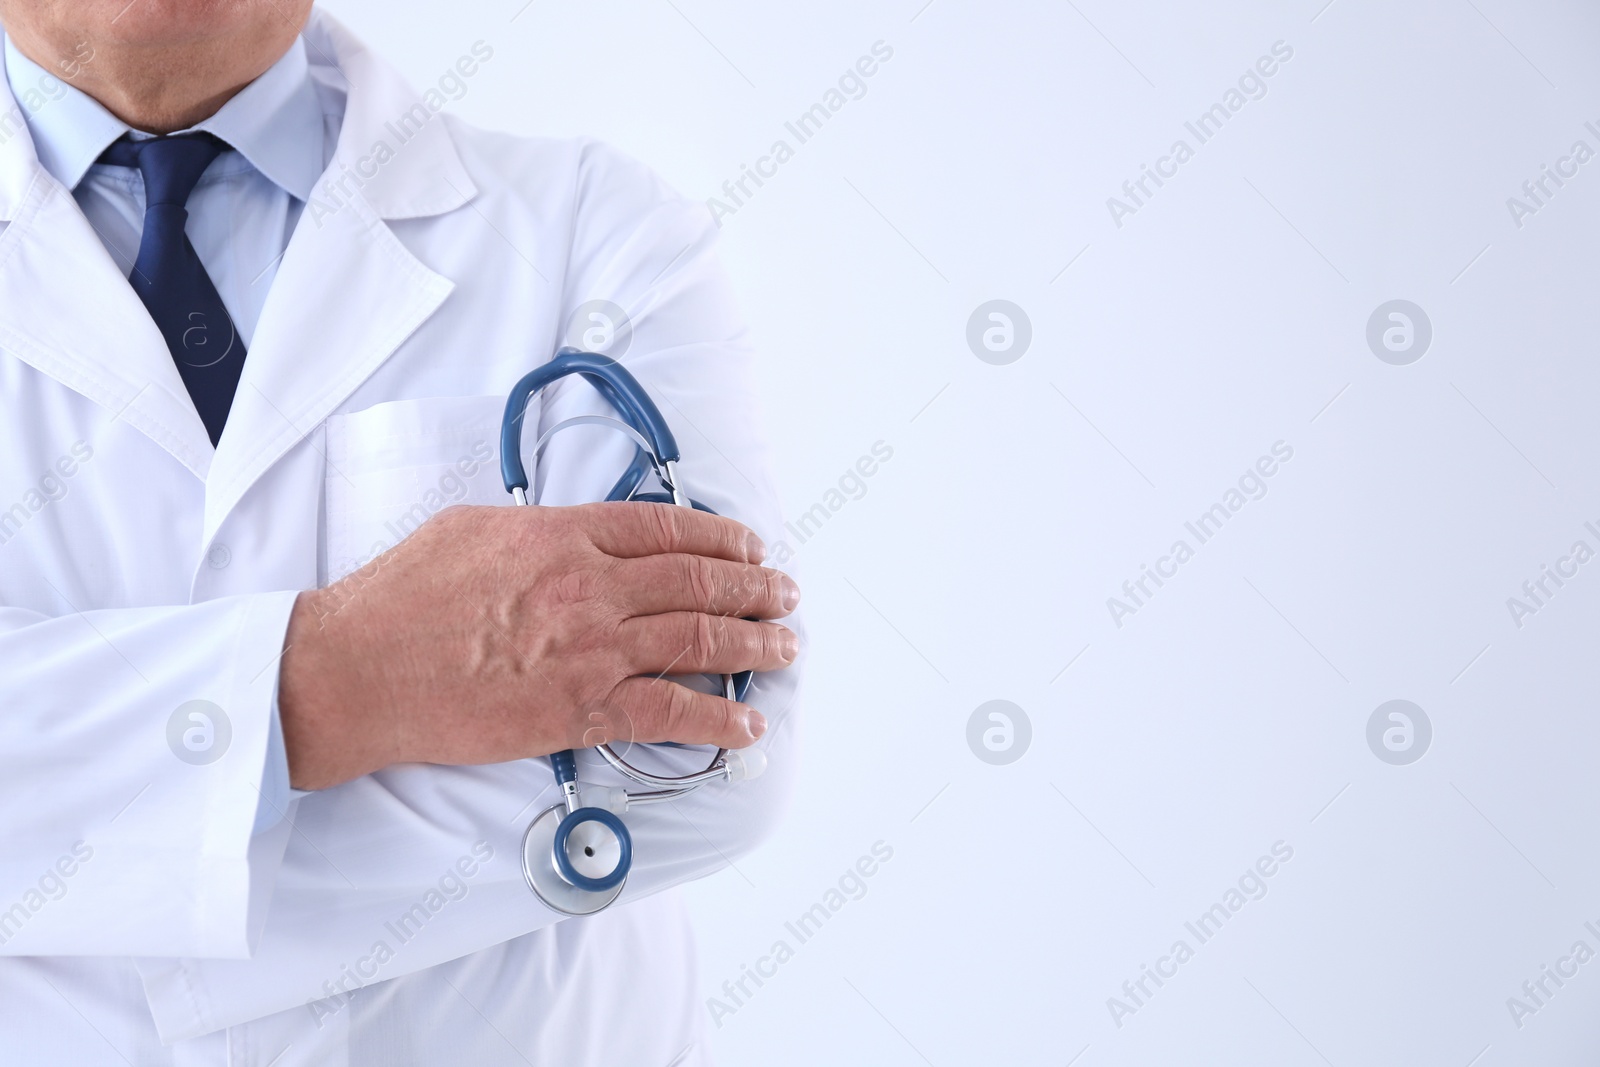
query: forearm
136 652 799 1040
277 586 400 791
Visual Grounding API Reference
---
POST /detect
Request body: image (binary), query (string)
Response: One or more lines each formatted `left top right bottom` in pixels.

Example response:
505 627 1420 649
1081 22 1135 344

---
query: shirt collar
2 32 325 200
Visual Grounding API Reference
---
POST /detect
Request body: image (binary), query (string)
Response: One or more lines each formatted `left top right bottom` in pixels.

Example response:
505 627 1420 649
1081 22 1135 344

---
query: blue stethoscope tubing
502 348 762 915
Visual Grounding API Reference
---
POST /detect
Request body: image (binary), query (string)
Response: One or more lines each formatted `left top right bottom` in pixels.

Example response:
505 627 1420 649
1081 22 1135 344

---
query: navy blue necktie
97 132 246 445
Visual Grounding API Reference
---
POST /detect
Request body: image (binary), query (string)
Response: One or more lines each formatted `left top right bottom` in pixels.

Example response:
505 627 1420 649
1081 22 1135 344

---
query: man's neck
4 23 296 134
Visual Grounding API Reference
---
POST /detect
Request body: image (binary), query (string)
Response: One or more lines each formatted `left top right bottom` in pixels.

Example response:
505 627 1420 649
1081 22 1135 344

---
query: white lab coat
0 10 798 1065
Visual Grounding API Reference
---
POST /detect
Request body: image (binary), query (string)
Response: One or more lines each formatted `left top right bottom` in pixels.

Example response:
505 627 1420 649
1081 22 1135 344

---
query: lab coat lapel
201 193 455 542
201 10 476 544
0 122 215 478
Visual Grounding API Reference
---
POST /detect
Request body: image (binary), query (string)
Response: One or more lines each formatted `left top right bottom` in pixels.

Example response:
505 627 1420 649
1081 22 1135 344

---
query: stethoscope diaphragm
522 802 628 915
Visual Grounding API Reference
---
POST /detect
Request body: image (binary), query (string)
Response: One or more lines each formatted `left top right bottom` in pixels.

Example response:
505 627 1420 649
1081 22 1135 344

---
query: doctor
0 2 800 1064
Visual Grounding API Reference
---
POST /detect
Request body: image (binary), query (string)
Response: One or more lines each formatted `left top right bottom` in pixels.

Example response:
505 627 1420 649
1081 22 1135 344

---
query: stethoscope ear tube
500 348 681 493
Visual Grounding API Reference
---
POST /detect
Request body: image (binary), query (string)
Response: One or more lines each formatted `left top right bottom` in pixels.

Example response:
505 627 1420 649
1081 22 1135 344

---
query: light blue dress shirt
4 34 343 830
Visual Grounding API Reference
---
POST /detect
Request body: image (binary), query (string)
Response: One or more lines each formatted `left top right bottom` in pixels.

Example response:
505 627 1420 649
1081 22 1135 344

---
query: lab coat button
206 543 232 569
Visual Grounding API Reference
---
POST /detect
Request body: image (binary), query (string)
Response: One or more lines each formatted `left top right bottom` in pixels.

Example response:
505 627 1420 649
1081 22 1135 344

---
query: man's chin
87 0 307 48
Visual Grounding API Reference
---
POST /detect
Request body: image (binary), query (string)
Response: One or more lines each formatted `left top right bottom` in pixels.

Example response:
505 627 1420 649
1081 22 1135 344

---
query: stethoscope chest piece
522 802 630 915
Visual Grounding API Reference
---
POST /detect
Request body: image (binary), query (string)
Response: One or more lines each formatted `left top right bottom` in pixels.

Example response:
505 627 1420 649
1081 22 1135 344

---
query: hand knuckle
712 696 739 737
684 555 720 607
756 622 780 662
583 695 633 747
599 684 638 738
644 503 682 550
428 503 479 541
722 567 753 612
508 506 548 553
720 519 745 559
662 682 697 736
551 569 596 607
689 612 723 663
750 570 778 613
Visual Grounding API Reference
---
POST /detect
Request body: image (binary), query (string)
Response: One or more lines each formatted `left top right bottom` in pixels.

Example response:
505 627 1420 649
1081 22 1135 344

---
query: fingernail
748 710 767 739
780 576 801 612
779 628 799 663
746 532 766 563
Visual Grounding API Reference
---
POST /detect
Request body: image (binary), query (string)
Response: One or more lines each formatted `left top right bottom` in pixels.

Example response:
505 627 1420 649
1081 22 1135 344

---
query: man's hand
277 502 800 791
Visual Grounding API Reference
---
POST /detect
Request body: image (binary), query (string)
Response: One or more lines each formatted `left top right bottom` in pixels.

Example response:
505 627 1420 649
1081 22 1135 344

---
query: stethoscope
500 348 767 915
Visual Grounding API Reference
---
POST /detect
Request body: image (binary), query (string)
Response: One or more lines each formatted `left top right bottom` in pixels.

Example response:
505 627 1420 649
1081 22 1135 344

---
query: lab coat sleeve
0 591 300 958
132 140 803 1042
251 696 306 835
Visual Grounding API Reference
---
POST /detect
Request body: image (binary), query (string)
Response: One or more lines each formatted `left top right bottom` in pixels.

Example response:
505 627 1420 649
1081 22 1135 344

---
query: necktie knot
97 132 230 208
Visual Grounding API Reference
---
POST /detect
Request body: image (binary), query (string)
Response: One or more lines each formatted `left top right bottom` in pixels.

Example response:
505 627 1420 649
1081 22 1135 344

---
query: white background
324 1 1600 1063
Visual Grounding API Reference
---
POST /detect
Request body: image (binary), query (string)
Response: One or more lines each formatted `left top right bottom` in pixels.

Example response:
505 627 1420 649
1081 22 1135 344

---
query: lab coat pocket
322 394 509 582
